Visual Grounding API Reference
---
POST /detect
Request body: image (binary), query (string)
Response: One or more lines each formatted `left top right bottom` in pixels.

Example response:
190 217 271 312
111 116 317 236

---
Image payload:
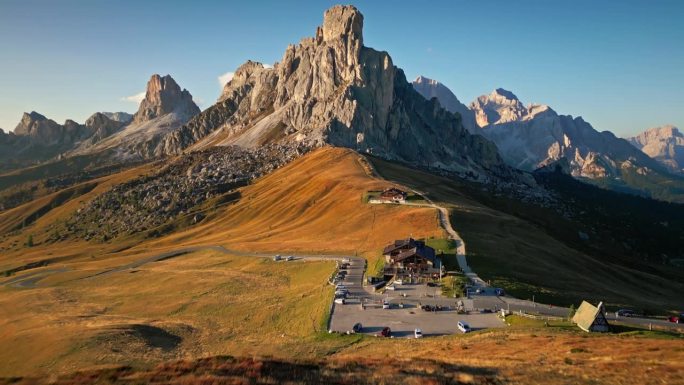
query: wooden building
383 238 437 271
377 188 407 203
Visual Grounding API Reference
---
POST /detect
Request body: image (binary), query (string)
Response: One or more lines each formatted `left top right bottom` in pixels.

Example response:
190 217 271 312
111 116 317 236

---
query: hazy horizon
1 0 682 137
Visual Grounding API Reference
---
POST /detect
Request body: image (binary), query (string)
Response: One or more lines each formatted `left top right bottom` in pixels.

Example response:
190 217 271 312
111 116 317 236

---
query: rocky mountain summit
467 89 663 179
413 79 684 201
628 125 684 174
132 75 199 124
411 76 476 133
70 74 201 160
162 5 510 181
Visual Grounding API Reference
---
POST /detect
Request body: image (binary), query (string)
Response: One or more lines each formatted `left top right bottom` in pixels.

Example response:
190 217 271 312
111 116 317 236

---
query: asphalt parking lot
331 304 504 337
328 259 505 337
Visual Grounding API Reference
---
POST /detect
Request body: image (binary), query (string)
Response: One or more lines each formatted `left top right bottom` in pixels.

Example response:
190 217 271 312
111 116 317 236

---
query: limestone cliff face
628 125 684 174
133 75 200 124
165 5 509 179
69 74 201 160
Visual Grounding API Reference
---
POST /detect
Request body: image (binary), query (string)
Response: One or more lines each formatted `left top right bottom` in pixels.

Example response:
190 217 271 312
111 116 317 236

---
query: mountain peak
414 75 439 86
492 88 519 101
321 5 363 45
132 74 200 124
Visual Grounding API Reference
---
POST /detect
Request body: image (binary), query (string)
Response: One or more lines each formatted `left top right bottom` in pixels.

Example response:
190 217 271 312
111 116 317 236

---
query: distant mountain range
2 5 682 204
412 76 684 202
0 74 200 171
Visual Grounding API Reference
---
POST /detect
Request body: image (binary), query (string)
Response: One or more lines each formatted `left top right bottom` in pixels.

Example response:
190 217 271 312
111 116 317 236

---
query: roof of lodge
384 238 437 265
380 187 407 197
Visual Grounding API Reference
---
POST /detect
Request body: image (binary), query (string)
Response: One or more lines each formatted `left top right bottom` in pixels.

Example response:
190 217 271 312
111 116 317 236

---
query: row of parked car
273 255 294 261
333 261 352 304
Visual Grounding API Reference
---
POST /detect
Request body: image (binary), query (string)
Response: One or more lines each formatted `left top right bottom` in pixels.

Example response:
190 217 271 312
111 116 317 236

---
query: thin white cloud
121 91 146 103
218 72 234 87
193 96 205 106
263 63 274 69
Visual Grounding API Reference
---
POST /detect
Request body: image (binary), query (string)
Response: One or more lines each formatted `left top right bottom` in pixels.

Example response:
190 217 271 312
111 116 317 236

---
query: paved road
0 245 351 289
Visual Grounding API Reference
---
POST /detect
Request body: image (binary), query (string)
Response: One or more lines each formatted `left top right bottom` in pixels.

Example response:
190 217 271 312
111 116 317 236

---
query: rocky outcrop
470 89 531 127
70 74 201 160
163 5 509 180
411 76 477 133
132 75 199 124
13 112 68 146
628 125 684 174
63 144 307 241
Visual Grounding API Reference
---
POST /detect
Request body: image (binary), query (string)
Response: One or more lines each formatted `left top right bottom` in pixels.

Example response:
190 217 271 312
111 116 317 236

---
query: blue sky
0 0 682 137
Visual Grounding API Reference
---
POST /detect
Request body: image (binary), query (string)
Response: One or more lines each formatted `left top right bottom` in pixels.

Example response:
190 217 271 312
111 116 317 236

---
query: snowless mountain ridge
628 125 684 174
410 77 684 203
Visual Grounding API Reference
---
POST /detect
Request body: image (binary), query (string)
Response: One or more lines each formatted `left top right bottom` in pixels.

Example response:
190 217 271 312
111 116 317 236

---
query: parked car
335 289 348 297
352 323 363 333
379 327 391 337
457 321 471 333
334 298 346 305
386 285 396 291
336 285 347 291
495 288 505 296
667 315 682 324
382 300 390 309
395 279 403 285
285 256 294 261
426 282 438 287
342 258 350 263
414 328 423 338
421 305 444 312
273 255 282 261
615 309 637 317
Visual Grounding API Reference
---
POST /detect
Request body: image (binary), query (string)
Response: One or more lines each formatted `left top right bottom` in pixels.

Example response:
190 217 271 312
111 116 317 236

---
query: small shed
572 301 610 332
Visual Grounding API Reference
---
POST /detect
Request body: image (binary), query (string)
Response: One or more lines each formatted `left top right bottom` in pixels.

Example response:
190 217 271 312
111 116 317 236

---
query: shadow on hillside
1 355 502 385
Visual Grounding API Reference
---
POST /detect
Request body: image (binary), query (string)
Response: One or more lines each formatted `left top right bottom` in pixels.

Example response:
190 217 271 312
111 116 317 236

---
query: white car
273 255 282 261
457 321 471 333
342 258 350 263
386 285 396 291
395 279 403 285
334 298 346 305
382 300 390 309
414 328 423 338
336 285 347 291
285 256 294 261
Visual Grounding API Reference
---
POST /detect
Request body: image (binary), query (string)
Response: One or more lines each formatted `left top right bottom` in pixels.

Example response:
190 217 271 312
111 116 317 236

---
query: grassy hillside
135 147 444 260
367 156 684 312
0 250 345 377
0 147 682 384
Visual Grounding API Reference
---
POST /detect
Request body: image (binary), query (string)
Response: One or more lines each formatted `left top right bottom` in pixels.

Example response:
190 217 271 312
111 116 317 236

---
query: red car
379 327 392 337
668 315 682 324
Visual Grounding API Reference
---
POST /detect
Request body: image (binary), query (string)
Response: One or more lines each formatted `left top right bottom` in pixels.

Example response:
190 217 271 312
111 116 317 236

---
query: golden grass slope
0 250 339 377
138 147 444 257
